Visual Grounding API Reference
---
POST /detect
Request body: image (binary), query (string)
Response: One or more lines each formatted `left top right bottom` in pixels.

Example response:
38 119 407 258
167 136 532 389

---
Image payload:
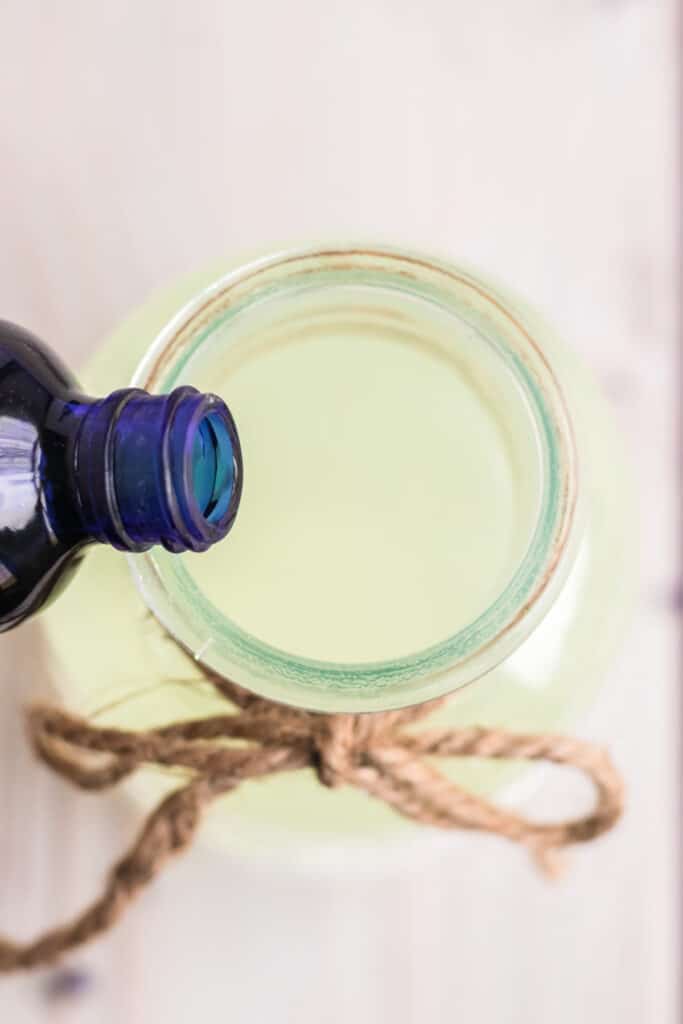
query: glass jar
42 245 634 859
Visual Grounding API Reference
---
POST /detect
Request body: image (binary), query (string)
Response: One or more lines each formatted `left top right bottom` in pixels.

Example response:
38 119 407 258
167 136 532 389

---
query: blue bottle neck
71 386 242 553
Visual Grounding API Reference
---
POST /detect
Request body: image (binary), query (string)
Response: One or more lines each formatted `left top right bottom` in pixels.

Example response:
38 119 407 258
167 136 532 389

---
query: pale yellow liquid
183 286 540 663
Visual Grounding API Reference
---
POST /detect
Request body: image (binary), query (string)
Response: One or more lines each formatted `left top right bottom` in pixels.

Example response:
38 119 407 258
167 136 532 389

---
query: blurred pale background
0 2 679 1022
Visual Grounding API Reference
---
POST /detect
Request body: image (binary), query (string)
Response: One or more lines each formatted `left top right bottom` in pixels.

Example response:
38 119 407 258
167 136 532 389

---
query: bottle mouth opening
168 390 242 552
129 245 580 712
191 410 238 525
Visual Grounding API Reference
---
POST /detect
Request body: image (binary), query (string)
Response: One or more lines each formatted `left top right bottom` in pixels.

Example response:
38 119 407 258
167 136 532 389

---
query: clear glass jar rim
129 245 579 712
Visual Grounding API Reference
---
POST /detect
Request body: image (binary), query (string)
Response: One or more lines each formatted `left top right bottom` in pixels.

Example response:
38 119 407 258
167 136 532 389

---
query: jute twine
0 650 624 972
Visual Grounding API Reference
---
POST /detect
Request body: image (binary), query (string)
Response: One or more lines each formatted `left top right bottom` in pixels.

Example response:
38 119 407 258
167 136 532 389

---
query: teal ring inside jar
129 246 579 713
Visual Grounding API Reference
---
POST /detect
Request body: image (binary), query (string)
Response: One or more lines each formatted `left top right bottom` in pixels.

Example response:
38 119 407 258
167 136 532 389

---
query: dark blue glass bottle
0 320 242 632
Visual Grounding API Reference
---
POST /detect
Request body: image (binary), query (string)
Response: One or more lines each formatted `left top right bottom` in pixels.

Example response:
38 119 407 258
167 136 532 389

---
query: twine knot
312 714 386 787
0 645 624 972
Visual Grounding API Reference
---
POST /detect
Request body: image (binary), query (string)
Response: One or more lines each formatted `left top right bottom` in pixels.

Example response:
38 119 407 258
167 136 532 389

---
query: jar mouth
129 245 579 712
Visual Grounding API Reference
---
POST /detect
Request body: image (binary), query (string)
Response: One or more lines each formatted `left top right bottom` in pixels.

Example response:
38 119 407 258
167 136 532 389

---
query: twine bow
0 654 624 972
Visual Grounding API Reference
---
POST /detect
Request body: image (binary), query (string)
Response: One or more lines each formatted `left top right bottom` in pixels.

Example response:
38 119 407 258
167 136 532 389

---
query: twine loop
0 647 624 972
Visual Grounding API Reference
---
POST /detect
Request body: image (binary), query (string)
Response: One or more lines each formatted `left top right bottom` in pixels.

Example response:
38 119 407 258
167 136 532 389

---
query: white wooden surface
0 2 679 1021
